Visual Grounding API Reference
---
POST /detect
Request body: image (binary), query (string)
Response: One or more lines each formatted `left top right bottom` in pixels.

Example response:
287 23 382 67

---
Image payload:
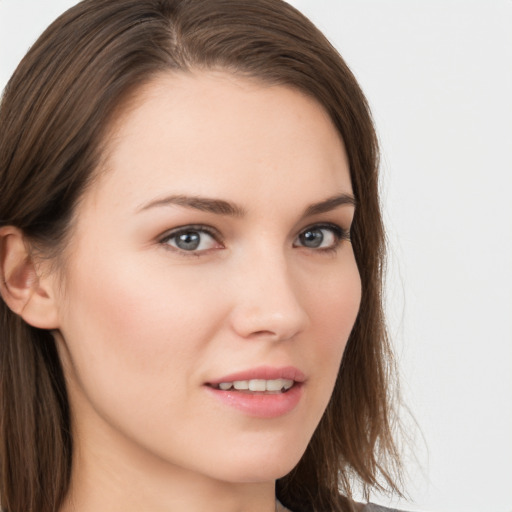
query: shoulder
361 504 409 512
278 500 408 512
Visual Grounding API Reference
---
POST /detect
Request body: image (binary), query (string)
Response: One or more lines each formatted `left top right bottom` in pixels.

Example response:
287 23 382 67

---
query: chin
204 443 307 484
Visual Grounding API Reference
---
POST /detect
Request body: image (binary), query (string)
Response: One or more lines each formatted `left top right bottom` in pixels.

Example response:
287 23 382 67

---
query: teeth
266 378 286 391
233 380 249 390
215 379 294 392
249 379 266 391
281 379 294 390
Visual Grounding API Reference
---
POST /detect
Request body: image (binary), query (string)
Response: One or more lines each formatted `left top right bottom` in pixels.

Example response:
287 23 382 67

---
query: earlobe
0 226 60 329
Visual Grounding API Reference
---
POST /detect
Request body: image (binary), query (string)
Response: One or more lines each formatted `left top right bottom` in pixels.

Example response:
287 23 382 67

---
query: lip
204 366 305 419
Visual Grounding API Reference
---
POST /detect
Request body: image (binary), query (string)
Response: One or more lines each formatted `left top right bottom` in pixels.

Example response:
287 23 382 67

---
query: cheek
56 249 218 402
309 255 361 347
54 249 230 460
300 254 361 407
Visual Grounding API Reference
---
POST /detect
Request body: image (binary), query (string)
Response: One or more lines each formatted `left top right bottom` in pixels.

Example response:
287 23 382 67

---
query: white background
1 2 511 512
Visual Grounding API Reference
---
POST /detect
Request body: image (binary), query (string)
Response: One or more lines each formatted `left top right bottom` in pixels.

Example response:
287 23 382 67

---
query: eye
294 224 349 251
160 226 222 253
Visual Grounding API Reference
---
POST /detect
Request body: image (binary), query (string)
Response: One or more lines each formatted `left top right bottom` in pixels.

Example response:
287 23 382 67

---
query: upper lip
206 365 306 385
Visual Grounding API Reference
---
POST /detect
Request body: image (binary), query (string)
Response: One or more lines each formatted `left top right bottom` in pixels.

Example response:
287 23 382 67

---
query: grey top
362 505 402 512
277 500 403 512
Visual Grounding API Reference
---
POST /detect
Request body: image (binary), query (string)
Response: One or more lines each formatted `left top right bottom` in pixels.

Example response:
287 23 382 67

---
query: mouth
204 366 305 417
207 378 296 394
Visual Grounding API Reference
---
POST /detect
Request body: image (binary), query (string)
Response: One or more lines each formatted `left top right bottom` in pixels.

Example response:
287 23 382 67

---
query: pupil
301 229 323 248
176 231 200 250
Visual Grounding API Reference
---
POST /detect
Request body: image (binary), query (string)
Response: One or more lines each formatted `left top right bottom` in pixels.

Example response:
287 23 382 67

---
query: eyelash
158 222 350 256
294 223 351 254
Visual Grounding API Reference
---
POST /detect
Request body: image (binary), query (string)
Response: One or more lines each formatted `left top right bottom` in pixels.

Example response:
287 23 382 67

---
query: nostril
250 330 275 337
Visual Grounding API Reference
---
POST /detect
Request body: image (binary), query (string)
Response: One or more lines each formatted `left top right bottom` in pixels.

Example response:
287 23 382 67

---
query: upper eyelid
159 224 223 242
297 222 350 238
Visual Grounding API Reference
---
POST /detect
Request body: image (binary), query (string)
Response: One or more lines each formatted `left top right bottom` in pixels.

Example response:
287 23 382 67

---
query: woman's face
52 72 361 484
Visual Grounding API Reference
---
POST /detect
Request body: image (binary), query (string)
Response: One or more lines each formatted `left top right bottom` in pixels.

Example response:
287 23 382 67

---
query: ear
0 226 60 329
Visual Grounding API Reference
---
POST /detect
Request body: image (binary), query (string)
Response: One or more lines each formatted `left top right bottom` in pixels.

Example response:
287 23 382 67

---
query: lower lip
205 384 303 418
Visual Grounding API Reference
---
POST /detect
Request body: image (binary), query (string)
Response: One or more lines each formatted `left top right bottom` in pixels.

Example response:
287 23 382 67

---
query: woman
0 1 402 511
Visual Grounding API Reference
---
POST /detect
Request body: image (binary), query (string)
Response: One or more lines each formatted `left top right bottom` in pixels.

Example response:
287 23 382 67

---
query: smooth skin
1 72 361 512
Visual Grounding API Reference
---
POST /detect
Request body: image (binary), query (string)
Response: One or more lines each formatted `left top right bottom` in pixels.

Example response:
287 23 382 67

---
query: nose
228 251 310 342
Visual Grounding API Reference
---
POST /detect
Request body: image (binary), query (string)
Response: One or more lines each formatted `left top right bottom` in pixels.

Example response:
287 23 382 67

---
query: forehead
88 71 351 214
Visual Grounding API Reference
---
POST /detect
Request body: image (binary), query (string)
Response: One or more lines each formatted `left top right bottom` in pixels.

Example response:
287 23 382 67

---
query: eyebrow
302 193 356 217
137 194 246 217
137 192 356 218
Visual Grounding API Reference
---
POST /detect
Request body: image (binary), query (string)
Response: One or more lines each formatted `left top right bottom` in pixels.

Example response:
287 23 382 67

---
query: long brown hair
0 1 402 511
